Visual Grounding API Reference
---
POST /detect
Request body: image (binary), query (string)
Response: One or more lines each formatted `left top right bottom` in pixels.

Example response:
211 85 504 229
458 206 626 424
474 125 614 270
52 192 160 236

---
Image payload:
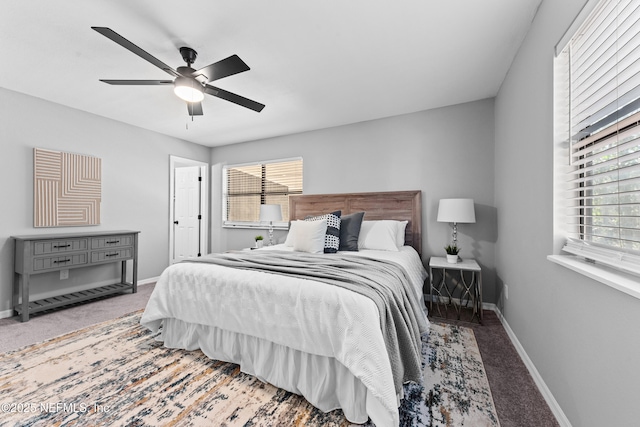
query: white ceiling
1 0 541 148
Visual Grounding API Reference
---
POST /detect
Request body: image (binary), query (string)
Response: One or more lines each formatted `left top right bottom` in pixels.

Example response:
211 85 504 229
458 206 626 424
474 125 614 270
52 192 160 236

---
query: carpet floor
0 285 559 426
428 304 560 427
0 310 497 427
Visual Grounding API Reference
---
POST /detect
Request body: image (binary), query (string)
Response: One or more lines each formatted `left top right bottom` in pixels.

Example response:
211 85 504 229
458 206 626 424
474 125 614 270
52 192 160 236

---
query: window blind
562 0 640 269
223 158 303 225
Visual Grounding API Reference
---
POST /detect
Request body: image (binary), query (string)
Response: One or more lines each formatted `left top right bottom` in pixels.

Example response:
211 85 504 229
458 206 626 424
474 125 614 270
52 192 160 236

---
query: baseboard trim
0 276 159 320
138 276 159 286
488 304 572 427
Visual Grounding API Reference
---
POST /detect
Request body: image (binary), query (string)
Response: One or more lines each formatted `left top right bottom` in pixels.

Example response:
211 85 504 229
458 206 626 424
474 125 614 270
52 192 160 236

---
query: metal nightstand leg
430 267 466 320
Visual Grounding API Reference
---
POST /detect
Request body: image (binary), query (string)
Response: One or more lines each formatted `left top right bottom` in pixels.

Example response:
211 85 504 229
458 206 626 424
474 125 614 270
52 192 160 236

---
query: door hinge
198 215 202 220
198 176 202 181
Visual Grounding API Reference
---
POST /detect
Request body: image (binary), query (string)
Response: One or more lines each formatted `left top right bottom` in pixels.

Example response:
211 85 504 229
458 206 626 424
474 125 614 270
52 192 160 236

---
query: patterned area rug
0 312 499 426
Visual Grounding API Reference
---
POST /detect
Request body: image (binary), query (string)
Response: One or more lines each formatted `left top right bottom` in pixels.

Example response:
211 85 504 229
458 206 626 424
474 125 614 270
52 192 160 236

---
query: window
555 0 640 275
222 158 303 227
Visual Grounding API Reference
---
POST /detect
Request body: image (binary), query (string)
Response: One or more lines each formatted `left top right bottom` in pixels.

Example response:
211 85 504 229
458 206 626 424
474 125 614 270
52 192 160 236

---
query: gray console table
12 230 140 322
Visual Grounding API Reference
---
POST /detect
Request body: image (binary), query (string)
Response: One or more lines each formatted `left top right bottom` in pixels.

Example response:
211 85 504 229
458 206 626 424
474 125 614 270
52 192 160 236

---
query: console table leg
121 260 127 285
21 274 30 322
12 272 19 315
477 272 483 324
132 234 138 293
133 258 138 293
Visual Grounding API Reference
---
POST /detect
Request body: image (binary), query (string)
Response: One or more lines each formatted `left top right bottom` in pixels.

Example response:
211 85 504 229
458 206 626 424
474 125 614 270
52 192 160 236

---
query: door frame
169 155 209 264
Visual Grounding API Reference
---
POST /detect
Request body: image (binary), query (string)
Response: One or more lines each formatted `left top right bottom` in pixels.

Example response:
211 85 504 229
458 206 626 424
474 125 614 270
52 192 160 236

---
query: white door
173 166 202 263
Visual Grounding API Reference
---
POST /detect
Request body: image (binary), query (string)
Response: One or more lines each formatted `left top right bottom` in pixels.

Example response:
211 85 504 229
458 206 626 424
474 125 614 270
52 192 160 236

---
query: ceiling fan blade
204 85 265 112
92 27 180 78
194 54 250 83
187 102 204 116
100 80 173 85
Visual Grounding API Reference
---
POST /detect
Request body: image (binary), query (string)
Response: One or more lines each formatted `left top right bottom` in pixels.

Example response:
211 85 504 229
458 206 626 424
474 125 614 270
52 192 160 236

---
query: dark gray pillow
305 210 341 253
339 211 365 251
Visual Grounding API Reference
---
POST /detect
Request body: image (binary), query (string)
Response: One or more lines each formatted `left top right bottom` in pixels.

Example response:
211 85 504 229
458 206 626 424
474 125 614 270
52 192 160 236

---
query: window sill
547 255 640 300
223 222 288 231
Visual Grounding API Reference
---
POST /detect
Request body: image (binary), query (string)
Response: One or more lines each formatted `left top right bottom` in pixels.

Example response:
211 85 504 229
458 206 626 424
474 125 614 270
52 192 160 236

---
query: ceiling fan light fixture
173 76 204 102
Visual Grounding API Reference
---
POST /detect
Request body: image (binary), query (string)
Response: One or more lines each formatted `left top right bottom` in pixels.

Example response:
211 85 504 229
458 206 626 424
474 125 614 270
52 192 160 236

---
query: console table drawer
91 235 133 249
91 248 132 263
34 239 88 255
33 253 88 271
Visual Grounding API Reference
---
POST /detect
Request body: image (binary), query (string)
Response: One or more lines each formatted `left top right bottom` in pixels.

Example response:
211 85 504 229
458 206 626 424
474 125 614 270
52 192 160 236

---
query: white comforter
140 245 428 427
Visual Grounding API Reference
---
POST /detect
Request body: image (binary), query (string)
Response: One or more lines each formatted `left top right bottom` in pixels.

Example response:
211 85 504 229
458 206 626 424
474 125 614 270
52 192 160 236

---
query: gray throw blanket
185 250 428 394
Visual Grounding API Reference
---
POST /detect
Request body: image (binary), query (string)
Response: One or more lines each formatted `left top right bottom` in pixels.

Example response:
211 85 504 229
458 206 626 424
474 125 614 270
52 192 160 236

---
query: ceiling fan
92 27 265 116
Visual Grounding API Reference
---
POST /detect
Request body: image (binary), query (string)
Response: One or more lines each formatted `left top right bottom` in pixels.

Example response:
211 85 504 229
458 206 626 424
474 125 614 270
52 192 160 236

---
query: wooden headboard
289 190 422 256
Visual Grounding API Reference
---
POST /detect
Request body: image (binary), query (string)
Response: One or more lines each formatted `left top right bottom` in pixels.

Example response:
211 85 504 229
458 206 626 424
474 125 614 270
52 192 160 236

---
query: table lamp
437 198 476 248
260 204 282 246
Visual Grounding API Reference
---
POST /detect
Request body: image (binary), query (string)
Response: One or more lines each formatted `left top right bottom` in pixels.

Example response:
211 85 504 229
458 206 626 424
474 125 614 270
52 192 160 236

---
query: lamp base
451 222 458 248
268 224 274 246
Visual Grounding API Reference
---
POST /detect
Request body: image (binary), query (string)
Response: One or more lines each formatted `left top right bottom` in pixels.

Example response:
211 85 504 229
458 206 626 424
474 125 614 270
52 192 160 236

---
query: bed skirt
158 317 397 426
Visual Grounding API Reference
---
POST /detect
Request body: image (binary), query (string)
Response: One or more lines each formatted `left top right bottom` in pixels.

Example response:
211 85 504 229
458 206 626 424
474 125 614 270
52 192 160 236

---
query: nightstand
429 257 483 324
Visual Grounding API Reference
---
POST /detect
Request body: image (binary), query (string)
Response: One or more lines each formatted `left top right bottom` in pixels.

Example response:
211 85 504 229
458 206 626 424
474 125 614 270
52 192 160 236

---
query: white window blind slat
571 0 618 57
572 83 640 138
571 26 617 90
570 106 640 150
570 144 640 172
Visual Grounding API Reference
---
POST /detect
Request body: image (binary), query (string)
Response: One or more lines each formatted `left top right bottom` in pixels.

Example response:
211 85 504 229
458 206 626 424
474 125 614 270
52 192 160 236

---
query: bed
140 190 429 427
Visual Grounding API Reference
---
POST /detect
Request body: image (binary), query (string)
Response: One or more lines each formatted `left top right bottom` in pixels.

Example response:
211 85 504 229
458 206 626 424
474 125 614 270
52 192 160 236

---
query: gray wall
211 98 498 301
494 0 640 425
0 87 210 314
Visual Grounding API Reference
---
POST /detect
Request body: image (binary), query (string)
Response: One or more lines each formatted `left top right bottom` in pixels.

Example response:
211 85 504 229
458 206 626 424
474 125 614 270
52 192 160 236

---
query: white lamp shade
437 198 476 223
259 204 283 222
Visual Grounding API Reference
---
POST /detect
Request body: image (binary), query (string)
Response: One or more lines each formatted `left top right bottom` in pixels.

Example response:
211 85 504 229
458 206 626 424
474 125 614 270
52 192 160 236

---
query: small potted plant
444 244 460 263
255 235 264 248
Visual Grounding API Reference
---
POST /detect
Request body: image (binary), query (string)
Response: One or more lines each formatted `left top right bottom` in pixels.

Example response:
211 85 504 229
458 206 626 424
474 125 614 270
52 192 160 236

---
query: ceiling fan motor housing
179 47 198 65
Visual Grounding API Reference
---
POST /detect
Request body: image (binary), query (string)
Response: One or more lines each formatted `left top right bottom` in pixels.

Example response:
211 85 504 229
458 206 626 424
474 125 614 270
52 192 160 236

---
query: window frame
551 0 640 290
221 157 303 229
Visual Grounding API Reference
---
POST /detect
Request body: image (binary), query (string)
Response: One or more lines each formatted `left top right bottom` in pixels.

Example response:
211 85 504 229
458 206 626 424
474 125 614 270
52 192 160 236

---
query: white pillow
284 221 299 247
396 220 408 247
358 220 402 251
290 219 328 253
